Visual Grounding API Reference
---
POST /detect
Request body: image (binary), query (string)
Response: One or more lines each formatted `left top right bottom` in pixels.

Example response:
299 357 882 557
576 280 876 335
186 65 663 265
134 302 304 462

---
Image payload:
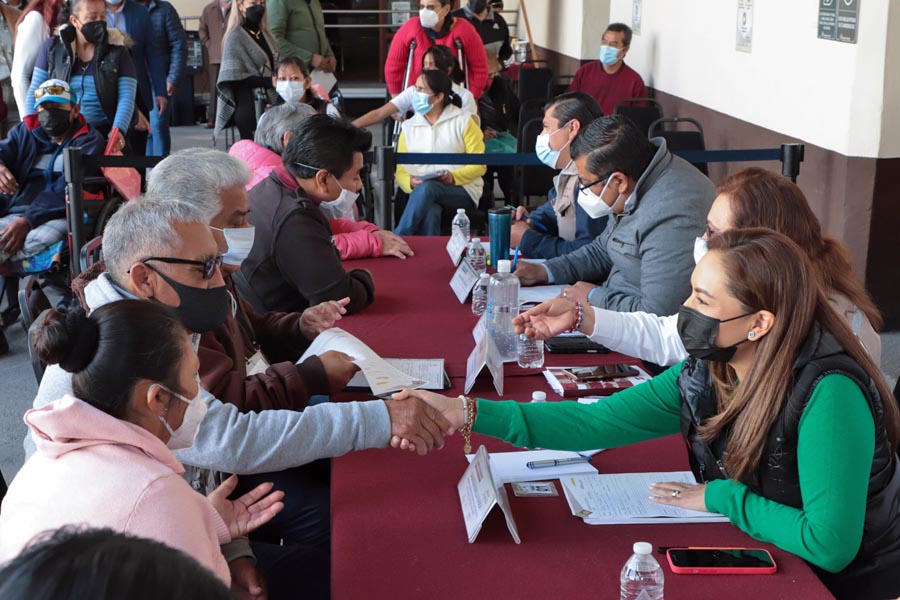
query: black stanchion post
780 143 805 183
374 145 395 230
64 147 85 278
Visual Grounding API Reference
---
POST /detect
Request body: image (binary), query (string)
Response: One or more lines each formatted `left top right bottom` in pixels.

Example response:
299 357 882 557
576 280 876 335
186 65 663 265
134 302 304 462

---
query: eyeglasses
577 173 612 195
34 85 70 100
141 255 224 280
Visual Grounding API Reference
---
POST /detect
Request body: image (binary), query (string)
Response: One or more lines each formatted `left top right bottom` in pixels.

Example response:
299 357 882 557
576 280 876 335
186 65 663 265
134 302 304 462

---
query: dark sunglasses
141 255 223 280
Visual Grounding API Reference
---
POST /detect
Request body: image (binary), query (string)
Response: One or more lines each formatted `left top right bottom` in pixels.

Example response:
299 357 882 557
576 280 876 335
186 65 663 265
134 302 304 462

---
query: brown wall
531 44 900 328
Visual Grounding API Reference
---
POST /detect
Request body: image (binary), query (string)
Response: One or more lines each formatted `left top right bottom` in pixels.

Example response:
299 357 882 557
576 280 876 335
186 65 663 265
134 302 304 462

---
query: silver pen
526 456 592 469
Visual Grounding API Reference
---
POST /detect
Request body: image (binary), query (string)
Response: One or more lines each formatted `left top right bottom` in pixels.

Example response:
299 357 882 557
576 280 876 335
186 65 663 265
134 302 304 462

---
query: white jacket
397 103 485 203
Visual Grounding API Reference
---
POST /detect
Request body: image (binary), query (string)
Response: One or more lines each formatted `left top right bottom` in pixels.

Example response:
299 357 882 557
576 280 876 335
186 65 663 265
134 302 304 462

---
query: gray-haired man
29 194 451 597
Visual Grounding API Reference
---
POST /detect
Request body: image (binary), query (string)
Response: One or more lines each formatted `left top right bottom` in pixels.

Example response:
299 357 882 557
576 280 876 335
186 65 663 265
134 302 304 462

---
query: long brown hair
700 228 900 481
717 167 882 330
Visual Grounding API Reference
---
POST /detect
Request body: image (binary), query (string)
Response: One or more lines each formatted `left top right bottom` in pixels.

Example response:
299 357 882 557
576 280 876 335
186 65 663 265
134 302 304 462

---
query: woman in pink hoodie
0 301 285 585
228 102 414 260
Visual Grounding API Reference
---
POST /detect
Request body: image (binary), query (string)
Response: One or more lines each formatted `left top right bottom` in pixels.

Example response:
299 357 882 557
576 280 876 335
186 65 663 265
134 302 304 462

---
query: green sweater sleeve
474 362 684 451
704 374 875 573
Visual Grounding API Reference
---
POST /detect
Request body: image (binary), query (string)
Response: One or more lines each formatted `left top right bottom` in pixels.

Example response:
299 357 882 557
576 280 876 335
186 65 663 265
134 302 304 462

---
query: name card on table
457 445 521 544
446 232 469 266
472 314 486 343
464 332 504 396
449 258 479 303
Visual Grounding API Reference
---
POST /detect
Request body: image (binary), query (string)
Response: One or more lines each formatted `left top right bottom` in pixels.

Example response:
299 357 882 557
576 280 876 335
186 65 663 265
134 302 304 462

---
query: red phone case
666 547 778 575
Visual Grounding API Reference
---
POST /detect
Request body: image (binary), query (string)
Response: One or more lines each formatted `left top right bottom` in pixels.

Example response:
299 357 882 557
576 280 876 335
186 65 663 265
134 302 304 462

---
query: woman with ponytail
0 301 284 584
518 167 884 366
402 228 900 599
394 69 485 235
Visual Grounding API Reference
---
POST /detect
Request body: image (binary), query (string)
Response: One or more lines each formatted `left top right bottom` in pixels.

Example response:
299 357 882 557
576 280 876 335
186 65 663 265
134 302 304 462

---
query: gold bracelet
459 395 477 454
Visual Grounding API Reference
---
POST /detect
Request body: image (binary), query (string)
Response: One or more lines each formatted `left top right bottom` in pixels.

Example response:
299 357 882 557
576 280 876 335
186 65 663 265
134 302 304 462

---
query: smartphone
545 336 609 354
566 364 639 381
666 548 777 575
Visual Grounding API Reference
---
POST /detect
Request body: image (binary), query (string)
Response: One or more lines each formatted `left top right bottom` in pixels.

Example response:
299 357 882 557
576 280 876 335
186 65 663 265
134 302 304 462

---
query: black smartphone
545 336 609 354
666 548 777 574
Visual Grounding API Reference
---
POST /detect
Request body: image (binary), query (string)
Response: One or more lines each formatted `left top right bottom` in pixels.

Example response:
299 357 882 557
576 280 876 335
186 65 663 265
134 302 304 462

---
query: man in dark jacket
0 79 104 353
452 0 512 63
138 0 186 156
242 114 376 315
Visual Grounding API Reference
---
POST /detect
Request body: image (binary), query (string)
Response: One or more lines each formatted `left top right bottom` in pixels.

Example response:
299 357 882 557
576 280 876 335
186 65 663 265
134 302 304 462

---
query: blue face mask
599 44 621 66
411 91 434 115
534 123 571 169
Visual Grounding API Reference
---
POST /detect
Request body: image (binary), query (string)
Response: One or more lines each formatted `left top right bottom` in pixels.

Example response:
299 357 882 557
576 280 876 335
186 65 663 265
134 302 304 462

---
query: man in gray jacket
515 115 715 317
26 194 450 597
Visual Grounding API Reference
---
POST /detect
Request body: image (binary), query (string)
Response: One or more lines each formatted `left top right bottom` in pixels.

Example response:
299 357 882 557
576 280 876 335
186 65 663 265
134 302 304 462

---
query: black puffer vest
46 27 135 133
677 324 900 599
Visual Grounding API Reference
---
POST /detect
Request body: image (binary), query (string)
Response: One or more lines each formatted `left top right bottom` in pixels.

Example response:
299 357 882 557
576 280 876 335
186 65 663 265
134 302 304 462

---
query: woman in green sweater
394 228 900 600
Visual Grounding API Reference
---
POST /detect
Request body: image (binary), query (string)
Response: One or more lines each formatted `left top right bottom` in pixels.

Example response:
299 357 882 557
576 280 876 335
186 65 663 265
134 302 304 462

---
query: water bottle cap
633 542 652 555
497 259 511 273
471 237 481 243
531 391 546 402
457 208 466 214
479 273 490 279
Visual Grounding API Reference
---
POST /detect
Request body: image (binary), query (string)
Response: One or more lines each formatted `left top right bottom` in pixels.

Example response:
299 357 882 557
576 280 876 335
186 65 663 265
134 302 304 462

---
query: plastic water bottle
531 391 546 403
486 259 519 362
517 333 544 368
471 273 489 315
466 238 487 274
620 542 665 600
452 208 471 241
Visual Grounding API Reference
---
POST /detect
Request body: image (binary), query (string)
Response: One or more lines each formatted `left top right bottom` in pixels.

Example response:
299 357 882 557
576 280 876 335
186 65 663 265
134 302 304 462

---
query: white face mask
320 183 359 220
157 384 207 451
577 176 622 219
276 80 305 104
209 225 256 267
419 7 440 29
693 236 708 265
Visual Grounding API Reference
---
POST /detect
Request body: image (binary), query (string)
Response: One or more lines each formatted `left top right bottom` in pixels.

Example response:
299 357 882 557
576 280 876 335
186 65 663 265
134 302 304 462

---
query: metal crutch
454 39 469 90
392 39 417 147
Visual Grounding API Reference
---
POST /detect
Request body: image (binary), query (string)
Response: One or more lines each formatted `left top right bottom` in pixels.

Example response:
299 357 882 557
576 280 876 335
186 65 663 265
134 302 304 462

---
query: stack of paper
560 471 730 525
347 358 448 391
299 328 426 396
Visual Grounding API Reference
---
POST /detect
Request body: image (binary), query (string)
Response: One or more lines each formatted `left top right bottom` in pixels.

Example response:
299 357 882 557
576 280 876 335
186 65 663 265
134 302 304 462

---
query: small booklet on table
543 365 651 398
347 358 450 392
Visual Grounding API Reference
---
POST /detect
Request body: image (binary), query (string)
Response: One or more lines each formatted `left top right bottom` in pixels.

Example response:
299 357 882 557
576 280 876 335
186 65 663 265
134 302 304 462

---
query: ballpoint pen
526 455 592 469
511 245 520 270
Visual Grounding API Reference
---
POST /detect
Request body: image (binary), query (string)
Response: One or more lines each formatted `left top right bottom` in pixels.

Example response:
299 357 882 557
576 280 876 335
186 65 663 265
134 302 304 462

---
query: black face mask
677 305 754 363
151 269 230 333
80 20 107 44
469 0 488 13
243 4 265 27
38 107 73 139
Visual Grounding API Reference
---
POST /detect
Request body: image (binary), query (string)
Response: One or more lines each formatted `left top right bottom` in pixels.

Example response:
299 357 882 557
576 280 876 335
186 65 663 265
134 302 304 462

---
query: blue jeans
394 181 473 236
147 103 170 156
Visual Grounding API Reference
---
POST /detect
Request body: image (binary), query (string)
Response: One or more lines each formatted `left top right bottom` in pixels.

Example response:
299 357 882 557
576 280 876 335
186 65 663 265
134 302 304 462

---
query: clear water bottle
486 259 519 362
531 391 546 403
466 238 487 274
471 273 489 315
620 542 664 600
452 208 471 241
517 333 544 368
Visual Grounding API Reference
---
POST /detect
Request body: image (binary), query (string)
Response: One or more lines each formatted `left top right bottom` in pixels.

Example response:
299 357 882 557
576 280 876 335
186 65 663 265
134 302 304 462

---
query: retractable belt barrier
371 142 805 229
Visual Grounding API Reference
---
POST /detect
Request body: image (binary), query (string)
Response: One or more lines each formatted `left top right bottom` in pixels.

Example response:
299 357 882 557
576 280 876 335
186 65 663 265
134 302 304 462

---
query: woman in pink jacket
229 102 413 260
0 301 284 584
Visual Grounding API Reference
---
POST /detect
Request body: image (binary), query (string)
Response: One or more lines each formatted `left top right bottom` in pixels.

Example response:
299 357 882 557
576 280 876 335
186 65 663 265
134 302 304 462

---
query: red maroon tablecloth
332 237 833 600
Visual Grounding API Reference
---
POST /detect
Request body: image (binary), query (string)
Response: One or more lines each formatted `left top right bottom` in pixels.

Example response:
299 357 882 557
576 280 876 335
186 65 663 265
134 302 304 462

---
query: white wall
608 0 893 159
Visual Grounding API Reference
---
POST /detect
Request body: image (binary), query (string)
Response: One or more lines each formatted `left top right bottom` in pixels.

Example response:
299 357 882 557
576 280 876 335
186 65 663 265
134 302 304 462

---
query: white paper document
347 358 446 390
457 445 521 544
299 328 425 396
310 68 337 93
446 232 468 266
560 471 730 525
449 259 479 303
519 285 565 305
466 449 602 483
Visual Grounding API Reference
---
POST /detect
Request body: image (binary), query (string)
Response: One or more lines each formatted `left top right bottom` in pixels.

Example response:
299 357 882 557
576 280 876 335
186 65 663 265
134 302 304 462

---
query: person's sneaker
0 327 8 356
0 305 20 328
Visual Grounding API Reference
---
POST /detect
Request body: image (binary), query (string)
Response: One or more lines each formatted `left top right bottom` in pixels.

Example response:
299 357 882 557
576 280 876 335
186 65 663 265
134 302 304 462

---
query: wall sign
818 0 859 44
632 0 642 35
736 0 753 52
